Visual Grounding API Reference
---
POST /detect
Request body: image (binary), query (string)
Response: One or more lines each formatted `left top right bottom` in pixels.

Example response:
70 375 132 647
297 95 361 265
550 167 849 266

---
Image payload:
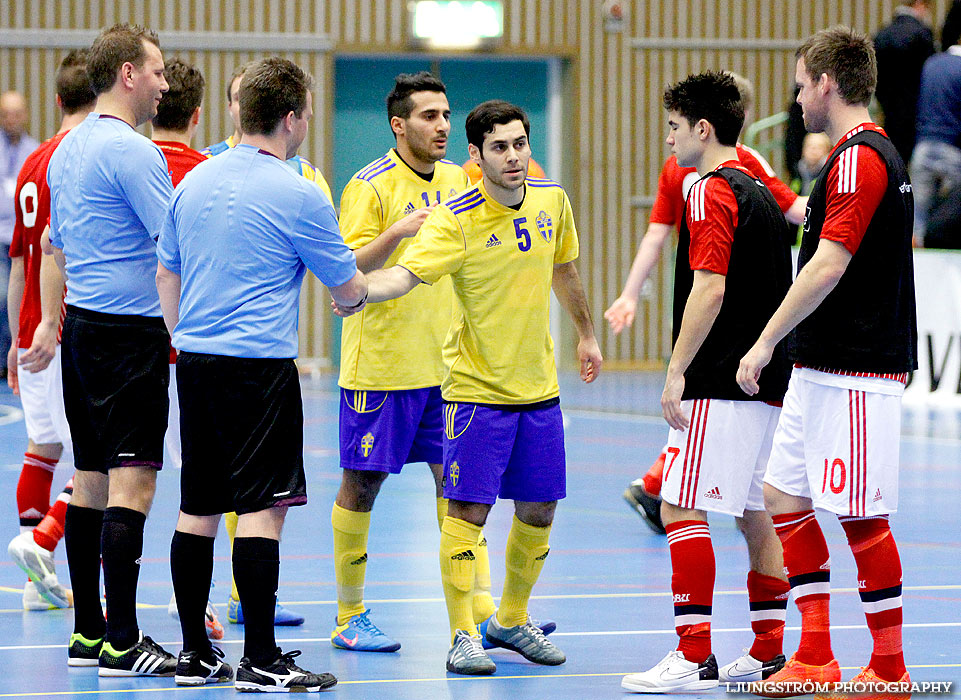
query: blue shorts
339 387 443 472
442 400 566 505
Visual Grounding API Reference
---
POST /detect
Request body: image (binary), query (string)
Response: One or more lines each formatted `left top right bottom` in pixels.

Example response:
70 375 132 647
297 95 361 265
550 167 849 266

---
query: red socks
747 570 790 661
666 520 714 663
642 452 665 497
16 453 58 530
34 478 73 552
771 510 834 665
840 515 906 681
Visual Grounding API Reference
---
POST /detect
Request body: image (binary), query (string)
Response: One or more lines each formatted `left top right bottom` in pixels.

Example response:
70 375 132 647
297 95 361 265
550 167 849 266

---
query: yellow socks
497 515 551 628
439 515 482 641
331 503 371 625
224 511 239 601
435 498 496 624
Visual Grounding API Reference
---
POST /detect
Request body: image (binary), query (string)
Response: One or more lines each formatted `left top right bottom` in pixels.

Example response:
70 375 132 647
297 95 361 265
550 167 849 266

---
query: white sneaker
622 650 719 693
9 531 71 608
719 652 786 683
22 579 72 610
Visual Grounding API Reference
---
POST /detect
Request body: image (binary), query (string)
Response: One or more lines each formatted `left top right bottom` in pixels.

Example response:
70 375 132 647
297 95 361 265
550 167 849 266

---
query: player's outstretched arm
662 270 725 430
155 262 182 338
553 261 603 383
737 238 851 395
19 228 65 374
604 222 672 334
353 206 435 273
329 269 370 317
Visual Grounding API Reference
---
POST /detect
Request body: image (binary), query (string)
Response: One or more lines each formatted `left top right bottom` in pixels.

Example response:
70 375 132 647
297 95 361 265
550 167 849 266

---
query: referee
46 23 176 676
156 57 366 690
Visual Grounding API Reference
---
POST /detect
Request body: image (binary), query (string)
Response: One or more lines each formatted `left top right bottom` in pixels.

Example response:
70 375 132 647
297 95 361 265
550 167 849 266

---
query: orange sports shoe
750 654 842 697
815 667 911 700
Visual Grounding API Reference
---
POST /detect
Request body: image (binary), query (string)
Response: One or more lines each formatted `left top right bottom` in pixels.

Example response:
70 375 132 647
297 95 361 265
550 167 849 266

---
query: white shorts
17 346 71 447
164 363 181 469
764 368 902 517
662 399 780 517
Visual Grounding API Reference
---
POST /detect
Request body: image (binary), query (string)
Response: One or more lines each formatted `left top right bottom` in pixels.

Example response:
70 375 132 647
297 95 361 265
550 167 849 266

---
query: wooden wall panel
0 0 951 366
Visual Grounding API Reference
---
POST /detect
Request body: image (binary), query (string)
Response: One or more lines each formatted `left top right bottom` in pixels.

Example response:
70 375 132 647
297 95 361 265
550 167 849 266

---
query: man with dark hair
739 26 916 695
621 71 792 694
332 72 554 655
158 56 366 691
873 0 935 163
46 22 177 675
148 57 225 642
202 62 332 629
6 48 95 612
334 98 602 676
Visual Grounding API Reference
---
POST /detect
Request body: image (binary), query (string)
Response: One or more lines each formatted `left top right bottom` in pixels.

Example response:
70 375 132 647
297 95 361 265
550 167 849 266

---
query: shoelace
522 618 550 644
354 613 377 632
141 635 171 658
276 649 311 675
458 633 487 659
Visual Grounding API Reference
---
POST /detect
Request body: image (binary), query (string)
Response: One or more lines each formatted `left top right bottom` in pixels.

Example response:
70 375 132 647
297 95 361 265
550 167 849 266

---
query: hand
395 205 435 238
577 336 603 383
737 339 774 396
6 345 18 394
330 296 367 318
661 370 688 430
19 320 57 373
603 296 637 335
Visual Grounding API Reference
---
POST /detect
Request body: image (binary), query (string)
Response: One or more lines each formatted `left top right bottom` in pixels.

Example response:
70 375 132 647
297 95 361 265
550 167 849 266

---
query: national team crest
449 461 460 487
360 432 375 457
536 210 553 242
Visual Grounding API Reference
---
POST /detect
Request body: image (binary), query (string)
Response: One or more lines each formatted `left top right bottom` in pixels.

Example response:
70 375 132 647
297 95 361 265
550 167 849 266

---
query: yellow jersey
338 149 469 390
398 177 579 405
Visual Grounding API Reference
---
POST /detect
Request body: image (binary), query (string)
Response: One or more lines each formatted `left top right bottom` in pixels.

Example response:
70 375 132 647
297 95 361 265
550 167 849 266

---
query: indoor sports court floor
0 371 958 699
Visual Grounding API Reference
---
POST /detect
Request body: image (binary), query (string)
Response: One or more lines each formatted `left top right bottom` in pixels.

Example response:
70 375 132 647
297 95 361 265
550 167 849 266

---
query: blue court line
1 665 959 698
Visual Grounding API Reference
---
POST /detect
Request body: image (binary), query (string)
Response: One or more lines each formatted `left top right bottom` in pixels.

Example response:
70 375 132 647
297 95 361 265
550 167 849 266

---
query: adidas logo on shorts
704 486 722 500
451 550 475 561
873 488 883 502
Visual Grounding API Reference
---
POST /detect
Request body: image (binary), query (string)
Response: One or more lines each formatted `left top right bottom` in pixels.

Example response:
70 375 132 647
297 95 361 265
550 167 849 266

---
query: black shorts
61 305 170 474
177 352 307 517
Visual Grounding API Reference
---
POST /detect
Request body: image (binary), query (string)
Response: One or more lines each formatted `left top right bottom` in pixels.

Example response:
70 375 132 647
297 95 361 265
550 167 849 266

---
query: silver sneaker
9 532 71 608
446 630 496 675
484 614 566 666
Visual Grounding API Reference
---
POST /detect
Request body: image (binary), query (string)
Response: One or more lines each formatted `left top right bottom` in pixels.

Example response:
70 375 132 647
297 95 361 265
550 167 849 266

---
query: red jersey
154 140 206 363
686 160 747 275
819 123 888 255
649 145 797 228
10 131 69 349
155 141 207 186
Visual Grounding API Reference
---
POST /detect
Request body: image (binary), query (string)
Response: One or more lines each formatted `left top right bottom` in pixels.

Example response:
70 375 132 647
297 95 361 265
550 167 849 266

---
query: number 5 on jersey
514 217 531 252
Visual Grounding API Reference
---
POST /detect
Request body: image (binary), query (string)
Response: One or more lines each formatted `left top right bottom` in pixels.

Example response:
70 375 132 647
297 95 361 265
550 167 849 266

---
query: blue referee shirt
157 143 357 359
48 113 173 316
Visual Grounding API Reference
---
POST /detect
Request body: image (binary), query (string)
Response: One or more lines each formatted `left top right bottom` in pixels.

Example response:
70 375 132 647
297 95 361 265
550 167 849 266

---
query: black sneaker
623 479 666 535
98 631 177 677
175 645 233 686
235 649 337 692
67 632 103 667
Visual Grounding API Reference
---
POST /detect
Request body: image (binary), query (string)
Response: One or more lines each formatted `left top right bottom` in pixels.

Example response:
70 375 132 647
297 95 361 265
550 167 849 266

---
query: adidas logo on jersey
451 550 475 561
704 486 722 500
485 234 501 248
403 202 416 215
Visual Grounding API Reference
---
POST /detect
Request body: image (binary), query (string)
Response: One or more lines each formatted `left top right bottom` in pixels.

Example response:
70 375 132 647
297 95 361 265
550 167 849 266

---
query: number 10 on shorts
821 458 846 495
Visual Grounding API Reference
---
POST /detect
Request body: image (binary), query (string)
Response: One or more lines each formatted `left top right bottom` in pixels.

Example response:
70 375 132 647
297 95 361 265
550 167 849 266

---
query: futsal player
620 71 792 693
6 49 95 611
738 27 916 696
334 100 602 675
158 57 366 690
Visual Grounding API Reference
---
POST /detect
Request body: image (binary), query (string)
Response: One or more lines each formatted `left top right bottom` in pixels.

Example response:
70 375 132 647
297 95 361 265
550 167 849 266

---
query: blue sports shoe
330 609 401 652
477 614 556 650
226 597 305 626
